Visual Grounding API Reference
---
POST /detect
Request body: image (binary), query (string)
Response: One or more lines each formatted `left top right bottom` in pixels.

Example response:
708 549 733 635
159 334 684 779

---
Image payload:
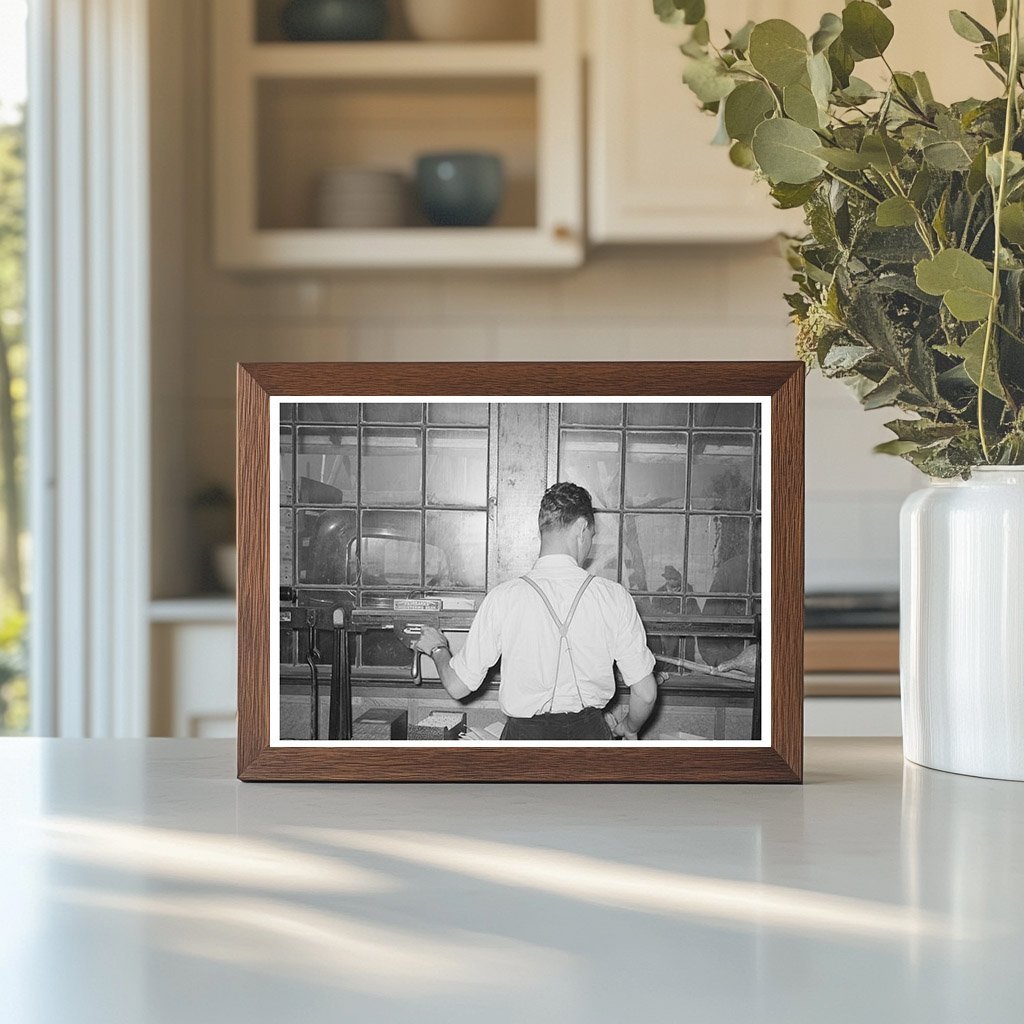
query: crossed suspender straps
519 573 596 713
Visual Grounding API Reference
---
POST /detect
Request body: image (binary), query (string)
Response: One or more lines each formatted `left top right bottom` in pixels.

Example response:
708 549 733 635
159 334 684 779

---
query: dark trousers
500 707 613 741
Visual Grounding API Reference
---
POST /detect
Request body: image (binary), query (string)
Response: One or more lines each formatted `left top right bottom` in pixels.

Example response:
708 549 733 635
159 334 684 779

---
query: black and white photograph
272 397 769 745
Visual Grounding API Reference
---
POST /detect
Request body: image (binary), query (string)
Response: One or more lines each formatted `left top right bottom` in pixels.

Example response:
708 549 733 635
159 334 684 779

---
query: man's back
451 553 655 717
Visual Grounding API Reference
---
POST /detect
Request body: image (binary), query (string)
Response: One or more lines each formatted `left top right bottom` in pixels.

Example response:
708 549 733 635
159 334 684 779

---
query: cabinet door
588 0 813 243
589 0 1001 244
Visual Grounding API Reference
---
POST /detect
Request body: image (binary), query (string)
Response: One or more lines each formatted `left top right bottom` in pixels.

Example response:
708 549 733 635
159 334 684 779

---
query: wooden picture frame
237 362 804 782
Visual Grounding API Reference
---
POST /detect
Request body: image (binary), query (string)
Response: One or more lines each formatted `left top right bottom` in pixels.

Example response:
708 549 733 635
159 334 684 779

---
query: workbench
1 738 1020 1022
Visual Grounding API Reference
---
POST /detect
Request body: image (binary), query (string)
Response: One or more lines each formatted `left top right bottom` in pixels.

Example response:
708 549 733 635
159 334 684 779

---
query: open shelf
249 41 544 78
254 0 539 44
213 0 582 268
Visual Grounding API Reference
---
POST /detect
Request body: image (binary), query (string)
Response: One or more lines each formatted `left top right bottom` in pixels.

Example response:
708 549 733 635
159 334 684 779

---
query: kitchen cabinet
586 0 999 244
211 0 583 269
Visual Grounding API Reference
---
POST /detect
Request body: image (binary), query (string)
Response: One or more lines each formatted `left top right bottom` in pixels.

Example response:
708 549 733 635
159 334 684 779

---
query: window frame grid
556 402 761 614
281 403 494 668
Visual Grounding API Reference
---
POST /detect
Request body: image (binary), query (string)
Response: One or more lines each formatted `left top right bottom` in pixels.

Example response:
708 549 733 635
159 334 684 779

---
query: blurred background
0 0 998 739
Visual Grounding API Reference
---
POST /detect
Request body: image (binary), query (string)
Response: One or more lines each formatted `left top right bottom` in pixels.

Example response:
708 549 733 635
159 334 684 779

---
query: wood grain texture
237 361 805 783
805 630 899 674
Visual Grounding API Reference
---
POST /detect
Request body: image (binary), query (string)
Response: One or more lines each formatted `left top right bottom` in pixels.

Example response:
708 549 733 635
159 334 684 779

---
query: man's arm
413 626 471 701
610 673 657 739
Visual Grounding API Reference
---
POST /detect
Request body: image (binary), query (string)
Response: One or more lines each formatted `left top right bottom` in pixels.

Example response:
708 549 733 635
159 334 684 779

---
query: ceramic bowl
403 0 533 42
281 0 388 42
415 152 504 227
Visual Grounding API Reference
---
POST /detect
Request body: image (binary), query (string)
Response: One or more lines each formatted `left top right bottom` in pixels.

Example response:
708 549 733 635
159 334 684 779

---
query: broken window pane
692 403 757 428
583 512 620 581
296 426 357 505
626 402 689 427
428 402 489 426
297 402 358 423
690 432 755 511
622 513 686 593
687 515 751 595
625 431 687 509
559 429 621 509
426 510 487 589
561 402 623 426
362 402 422 423
361 428 423 505
297 509 358 585
359 510 422 587
426 428 488 507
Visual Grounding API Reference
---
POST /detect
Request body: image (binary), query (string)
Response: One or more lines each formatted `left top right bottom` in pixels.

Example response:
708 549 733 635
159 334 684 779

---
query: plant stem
979 0 1021 462
822 167 880 205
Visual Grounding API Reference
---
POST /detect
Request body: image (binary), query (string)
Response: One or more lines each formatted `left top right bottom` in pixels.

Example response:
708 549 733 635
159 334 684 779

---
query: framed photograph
237 362 804 782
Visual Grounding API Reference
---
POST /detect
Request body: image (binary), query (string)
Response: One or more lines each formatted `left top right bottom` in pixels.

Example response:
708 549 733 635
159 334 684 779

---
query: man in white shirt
413 482 659 741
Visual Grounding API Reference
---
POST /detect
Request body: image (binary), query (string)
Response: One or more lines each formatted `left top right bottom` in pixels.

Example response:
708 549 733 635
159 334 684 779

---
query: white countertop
1 738 1020 1023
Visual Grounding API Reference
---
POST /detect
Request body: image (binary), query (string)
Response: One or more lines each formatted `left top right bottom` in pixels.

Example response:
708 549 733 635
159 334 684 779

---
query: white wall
157 0 921 598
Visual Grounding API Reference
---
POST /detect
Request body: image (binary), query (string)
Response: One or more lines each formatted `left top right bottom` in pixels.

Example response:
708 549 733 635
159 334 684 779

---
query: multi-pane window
280 402 492 671
559 402 761 671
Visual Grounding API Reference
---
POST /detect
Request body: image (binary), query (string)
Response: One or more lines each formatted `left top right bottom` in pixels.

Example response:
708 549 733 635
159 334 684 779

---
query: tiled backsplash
181 248 918 593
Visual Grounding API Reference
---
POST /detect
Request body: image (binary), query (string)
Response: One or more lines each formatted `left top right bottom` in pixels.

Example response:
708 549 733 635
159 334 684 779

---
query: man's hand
412 626 448 657
604 706 638 741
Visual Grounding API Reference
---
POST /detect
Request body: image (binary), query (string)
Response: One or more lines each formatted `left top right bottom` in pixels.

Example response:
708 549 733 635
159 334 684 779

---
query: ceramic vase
900 467 1024 780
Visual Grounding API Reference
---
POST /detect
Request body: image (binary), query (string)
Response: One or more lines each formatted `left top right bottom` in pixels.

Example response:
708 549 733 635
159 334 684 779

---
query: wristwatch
428 642 450 659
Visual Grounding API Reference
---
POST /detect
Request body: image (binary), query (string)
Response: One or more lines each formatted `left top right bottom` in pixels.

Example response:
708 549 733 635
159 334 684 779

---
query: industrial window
280 402 493 672
558 402 761 672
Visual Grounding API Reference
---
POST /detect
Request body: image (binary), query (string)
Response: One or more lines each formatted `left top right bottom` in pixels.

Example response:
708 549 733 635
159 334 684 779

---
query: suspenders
519 573 596 713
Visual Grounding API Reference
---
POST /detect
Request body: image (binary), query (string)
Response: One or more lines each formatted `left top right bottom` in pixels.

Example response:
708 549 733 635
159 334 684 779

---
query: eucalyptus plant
657 0 1024 475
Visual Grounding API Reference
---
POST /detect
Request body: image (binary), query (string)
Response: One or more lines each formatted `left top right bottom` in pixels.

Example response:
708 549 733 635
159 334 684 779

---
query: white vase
900 467 1024 780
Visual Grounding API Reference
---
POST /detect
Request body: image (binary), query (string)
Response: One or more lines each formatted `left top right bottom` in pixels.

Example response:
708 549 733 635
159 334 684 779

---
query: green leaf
784 80 824 129
724 20 755 53
808 51 833 109
986 150 1024 191
748 20 809 86
876 197 918 228
691 19 710 45
875 439 922 455
860 133 904 173
922 140 973 171
814 146 872 170
842 1 895 59
862 374 903 409
1000 203 1024 245
967 144 991 194
752 118 828 184
909 164 933 205
729 140 757 170
827 36 855 89
913 71 935 104
682 57 736 104
939 325 1006 398
948 10 994 44
993 0 1008 24
810 12 843 54
653 0 705 26
885 418 963 443
770 180 820 209
837 76 879 104
723 81 775 144
915 249 994 322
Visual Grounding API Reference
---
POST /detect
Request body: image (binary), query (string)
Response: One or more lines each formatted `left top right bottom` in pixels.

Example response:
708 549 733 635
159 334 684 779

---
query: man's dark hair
538 482 595 533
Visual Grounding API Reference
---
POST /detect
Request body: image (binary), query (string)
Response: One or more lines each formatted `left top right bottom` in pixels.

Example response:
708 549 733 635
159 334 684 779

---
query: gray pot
415 152 505 228
281 0 388 42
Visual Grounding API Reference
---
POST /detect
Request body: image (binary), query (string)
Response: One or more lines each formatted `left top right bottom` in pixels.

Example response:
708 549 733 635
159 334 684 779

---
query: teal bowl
415 153 505 228
281 0 388 42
